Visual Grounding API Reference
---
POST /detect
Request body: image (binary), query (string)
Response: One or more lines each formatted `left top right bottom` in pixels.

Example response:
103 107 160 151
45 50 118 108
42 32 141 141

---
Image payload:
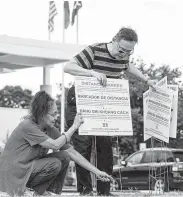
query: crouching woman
0 91 111 196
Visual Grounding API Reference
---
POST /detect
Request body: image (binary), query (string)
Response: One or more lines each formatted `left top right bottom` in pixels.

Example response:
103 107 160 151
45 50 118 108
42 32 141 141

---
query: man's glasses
117 43 134 55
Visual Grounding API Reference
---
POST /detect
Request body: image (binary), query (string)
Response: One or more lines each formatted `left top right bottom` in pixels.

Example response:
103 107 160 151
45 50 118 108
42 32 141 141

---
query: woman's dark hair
24 91 55 124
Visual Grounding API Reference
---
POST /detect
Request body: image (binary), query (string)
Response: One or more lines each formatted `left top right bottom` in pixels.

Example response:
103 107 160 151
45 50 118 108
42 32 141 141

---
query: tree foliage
54 85 70 131
0 86 33 108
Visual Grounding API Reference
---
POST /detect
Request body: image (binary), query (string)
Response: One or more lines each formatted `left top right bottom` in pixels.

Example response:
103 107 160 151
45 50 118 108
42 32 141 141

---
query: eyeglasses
117 43 134 55
47 112 58 118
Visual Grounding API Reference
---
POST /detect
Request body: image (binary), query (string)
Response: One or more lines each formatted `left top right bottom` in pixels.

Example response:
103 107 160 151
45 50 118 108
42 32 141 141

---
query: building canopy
0 35 85 72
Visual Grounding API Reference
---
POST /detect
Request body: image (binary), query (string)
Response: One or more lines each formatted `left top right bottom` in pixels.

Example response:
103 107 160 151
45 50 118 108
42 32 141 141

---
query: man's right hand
90 70 107 86
72 113 84 130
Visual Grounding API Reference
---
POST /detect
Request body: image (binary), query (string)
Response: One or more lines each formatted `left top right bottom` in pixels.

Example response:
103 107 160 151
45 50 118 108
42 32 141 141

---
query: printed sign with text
75 77 133 136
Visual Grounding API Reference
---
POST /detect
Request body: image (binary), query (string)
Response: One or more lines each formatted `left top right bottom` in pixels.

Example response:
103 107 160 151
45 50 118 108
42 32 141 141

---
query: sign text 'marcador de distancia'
78 94 128 100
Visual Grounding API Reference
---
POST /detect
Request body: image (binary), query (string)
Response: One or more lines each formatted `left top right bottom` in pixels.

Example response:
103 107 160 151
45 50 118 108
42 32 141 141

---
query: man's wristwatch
145 77 149 84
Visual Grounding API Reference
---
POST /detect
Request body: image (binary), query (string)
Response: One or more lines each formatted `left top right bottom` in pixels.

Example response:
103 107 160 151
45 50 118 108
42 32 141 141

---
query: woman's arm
66 147 112 181
39 125 76 150
67 147 99 174
39 114 83 150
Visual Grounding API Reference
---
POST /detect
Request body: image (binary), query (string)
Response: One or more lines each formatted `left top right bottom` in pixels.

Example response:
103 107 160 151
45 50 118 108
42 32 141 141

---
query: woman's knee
62 151 71 162
50 158 62 174
54 151 71 164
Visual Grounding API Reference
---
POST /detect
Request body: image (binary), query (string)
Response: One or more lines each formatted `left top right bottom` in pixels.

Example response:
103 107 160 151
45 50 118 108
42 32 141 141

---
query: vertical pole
76 10 79 44
49 31 51 40
62 0 65 44
117 136 123 191
44 22 50 82
61 0 65 134
42 28 52 95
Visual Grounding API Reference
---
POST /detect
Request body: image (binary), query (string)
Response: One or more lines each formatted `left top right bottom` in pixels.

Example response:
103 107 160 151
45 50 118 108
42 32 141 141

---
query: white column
40 66 52 95
43 66 51 84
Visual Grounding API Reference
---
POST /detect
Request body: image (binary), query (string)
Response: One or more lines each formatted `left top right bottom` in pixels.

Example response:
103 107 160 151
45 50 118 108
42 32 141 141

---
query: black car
111 148 183 192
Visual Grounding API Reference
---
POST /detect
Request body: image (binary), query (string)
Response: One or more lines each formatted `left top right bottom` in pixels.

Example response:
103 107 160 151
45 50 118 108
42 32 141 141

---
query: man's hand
90 70 107 86
147 79 158 90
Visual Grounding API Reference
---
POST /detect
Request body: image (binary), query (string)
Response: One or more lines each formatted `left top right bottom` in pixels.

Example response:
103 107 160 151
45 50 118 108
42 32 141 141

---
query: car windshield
172 151 183 162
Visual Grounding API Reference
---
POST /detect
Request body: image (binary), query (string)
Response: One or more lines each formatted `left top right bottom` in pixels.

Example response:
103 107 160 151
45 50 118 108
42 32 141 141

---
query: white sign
143 77 167 141
167 85 178 138
75 76 133 136
144 87 173 143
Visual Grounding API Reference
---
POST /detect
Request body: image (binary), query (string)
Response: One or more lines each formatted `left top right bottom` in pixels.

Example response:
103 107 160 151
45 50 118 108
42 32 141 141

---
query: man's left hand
147 79 158 90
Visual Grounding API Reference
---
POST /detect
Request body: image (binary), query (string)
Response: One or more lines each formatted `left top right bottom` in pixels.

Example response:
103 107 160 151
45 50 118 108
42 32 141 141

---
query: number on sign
103 123 108 127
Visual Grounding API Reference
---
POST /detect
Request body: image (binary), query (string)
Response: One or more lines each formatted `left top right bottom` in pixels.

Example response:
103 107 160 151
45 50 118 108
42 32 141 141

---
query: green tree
0 86 33 150
55 84 70 131
0 86 33 108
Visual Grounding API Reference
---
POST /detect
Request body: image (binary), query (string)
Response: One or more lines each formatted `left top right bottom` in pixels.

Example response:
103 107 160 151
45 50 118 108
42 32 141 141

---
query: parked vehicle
111 148 183 192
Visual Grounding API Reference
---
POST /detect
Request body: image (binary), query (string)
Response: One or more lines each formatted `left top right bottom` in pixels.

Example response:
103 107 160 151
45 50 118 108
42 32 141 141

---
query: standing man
64 27 155 196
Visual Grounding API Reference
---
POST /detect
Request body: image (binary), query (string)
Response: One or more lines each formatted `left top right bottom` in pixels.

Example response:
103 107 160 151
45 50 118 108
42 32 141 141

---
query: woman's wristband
62 132 70 143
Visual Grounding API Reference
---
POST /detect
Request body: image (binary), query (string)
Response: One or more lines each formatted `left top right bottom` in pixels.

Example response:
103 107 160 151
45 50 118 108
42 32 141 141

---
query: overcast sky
0 0 183 97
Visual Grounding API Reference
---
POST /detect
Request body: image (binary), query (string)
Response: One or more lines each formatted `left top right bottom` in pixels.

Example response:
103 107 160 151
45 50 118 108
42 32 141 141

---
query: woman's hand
96 171 113 182
72 113 84 130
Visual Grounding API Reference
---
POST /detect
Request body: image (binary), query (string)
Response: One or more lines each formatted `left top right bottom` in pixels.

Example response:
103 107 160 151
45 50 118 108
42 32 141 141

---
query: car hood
113 165 124 172
113 162 177 173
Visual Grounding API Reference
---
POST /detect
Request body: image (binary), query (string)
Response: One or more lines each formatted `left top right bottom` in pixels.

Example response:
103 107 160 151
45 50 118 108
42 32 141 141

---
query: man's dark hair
24 91 54 124
112 27 138 43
